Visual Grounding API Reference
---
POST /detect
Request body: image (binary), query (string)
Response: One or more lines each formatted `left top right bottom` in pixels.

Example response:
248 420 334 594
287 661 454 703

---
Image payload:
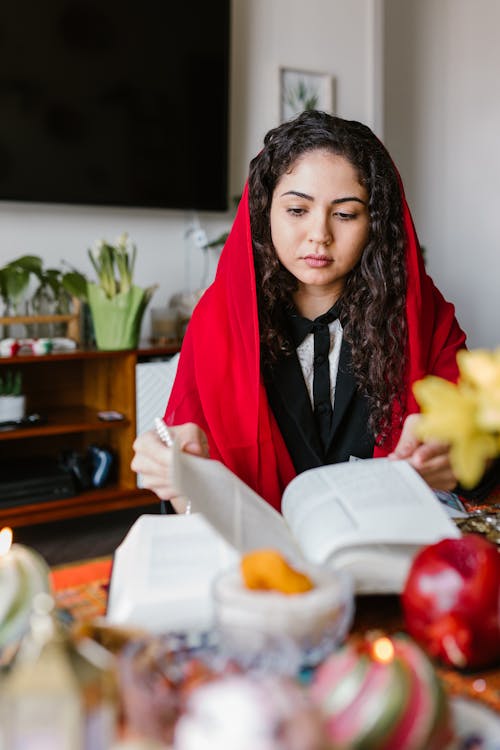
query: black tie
287 303 340 452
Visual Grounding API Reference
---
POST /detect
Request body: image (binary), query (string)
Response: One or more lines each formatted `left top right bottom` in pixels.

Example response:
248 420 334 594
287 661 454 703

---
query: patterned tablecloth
51 557 112 624
50 555 500 714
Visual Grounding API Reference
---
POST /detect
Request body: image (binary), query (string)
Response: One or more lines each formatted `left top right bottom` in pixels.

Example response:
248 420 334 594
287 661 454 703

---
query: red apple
401 534 500 669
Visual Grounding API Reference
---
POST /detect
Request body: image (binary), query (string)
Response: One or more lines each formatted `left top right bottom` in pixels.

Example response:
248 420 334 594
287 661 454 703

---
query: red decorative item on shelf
402 534 500 669
0 338 21 357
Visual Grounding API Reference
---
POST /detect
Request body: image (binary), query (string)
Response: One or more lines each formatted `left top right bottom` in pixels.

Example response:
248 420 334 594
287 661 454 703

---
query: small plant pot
0 395 26 423
87 284 149 350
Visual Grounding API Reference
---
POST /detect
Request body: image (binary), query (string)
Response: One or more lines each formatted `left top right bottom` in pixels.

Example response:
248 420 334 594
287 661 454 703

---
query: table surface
50 557 500 715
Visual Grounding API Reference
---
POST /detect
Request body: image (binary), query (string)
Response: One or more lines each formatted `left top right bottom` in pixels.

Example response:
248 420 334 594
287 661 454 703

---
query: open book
107 450 460 633
107 513 238 633
169 449 461 595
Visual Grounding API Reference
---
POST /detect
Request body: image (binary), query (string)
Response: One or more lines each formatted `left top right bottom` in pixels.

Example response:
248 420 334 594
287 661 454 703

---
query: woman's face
270 149 370 314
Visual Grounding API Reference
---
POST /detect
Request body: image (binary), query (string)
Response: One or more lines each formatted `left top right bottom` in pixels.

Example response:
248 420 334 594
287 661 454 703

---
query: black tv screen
0 1 230 210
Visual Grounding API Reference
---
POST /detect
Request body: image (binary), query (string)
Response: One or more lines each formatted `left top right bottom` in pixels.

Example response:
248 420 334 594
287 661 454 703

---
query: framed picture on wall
280 68 335 122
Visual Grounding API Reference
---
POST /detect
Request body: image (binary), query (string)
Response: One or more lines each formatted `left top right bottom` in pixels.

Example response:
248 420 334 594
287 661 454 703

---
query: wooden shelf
0 340 181 366
0 406 130 440
0 486 158 527
0 342 180 527
0 298 81 344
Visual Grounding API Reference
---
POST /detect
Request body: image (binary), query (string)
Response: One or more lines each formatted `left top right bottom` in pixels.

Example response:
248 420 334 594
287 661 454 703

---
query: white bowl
213 563 354 668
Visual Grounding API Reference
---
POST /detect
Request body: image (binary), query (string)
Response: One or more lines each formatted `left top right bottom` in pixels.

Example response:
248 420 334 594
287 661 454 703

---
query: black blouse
263 309 374 474
264 312 499 501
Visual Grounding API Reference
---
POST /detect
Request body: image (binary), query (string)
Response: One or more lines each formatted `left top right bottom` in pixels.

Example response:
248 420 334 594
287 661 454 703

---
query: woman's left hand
388 413 458 491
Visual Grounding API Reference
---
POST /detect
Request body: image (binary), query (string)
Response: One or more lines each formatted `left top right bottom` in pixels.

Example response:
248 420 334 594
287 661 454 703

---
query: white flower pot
0 395 26 423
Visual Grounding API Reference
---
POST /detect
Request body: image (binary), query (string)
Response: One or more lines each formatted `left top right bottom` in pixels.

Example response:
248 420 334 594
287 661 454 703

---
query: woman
132 111 467 511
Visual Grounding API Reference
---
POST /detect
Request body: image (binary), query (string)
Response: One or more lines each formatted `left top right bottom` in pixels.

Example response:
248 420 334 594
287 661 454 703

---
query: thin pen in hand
154 417 175 447
153 417 191 514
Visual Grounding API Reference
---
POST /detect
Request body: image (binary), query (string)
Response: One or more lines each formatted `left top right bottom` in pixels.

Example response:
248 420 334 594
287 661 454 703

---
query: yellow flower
413 376 477 443
457 349 500 390
476 389 500 433
449 433 498 488
457 350 500 432
413 375 497 488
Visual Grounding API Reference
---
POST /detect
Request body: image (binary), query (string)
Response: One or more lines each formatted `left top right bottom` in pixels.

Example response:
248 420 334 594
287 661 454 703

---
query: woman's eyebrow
279 190 366 206
280 190 313 199
332 196 367 206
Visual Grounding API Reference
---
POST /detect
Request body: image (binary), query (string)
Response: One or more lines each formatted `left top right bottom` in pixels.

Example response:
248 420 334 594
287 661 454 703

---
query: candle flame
0 527 13 557
372 636 395 663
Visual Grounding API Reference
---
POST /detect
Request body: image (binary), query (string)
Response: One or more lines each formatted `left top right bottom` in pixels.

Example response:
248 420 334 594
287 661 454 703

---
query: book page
169 447 303 562
282 459 460 566
106 513 238 632
328 544 424 594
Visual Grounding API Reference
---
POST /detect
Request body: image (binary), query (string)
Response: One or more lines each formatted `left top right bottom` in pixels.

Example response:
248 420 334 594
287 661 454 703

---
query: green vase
87 284 149 350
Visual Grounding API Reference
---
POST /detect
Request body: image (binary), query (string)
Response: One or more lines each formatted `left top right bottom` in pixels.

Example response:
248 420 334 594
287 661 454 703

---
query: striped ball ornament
310 633 453 750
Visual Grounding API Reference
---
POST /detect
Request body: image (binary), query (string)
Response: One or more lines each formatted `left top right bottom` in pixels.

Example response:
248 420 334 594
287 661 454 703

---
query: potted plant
0 256 40 315
63 233 157 350
0 255 81 339
0 369 25 423
0 255 41 337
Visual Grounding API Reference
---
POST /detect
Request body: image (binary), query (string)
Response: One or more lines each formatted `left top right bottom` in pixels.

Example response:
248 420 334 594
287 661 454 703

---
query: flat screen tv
0 1 230 211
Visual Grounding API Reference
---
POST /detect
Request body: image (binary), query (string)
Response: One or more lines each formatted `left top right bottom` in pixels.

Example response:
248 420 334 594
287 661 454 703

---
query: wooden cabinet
0 343 179 528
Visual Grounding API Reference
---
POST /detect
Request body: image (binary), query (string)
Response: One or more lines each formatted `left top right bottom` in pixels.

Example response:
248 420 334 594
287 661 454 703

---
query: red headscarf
165 178 466 510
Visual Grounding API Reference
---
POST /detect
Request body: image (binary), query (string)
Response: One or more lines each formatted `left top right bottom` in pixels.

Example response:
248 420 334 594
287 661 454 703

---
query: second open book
168 447 460 595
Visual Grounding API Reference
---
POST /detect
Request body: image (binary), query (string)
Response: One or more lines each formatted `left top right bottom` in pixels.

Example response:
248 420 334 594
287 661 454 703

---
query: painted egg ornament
310 633 453 750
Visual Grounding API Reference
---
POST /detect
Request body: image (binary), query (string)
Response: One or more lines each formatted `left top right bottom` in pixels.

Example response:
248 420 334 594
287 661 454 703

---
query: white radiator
135 355 179 487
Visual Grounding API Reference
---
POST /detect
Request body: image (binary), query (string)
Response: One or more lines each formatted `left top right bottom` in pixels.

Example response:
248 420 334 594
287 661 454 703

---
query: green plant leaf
7 255 43 275
0 369 22 396
61 271 89 302
203 231 229 249
1 267 30 310
143 283 159 306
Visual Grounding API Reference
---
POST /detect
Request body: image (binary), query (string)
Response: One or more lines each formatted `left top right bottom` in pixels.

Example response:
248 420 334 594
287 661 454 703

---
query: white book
106 448 460 633
106 513 238 633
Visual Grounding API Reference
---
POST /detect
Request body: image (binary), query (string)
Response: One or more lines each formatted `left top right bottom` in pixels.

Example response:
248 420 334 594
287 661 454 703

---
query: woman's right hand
131 422 209 512
388 413 457 491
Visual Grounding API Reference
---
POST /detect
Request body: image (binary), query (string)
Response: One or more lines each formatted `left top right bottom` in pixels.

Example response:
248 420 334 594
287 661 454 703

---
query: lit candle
0 526 13 556
0 526 51 652
371 635 395 664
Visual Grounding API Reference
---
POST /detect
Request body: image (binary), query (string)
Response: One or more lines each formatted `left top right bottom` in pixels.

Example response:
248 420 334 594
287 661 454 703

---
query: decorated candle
310 633 454 750
0 526 51 652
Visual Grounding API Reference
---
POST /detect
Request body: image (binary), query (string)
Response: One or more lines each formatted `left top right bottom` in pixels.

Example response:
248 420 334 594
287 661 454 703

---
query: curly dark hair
248 110 407 442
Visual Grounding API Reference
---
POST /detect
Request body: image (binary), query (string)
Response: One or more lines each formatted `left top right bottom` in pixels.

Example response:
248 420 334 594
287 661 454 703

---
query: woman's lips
303 255 333 268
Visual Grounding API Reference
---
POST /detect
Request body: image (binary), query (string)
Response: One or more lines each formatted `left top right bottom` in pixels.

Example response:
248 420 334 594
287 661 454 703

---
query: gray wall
385 0 500 347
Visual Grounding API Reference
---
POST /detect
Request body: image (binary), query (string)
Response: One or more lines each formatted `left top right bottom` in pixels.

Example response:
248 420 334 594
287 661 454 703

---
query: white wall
0 0 382 339
385 0 500 348
230 0 384 190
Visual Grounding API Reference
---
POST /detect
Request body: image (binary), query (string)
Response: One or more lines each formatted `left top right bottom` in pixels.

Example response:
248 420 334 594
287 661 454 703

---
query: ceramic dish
451 697 500 749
